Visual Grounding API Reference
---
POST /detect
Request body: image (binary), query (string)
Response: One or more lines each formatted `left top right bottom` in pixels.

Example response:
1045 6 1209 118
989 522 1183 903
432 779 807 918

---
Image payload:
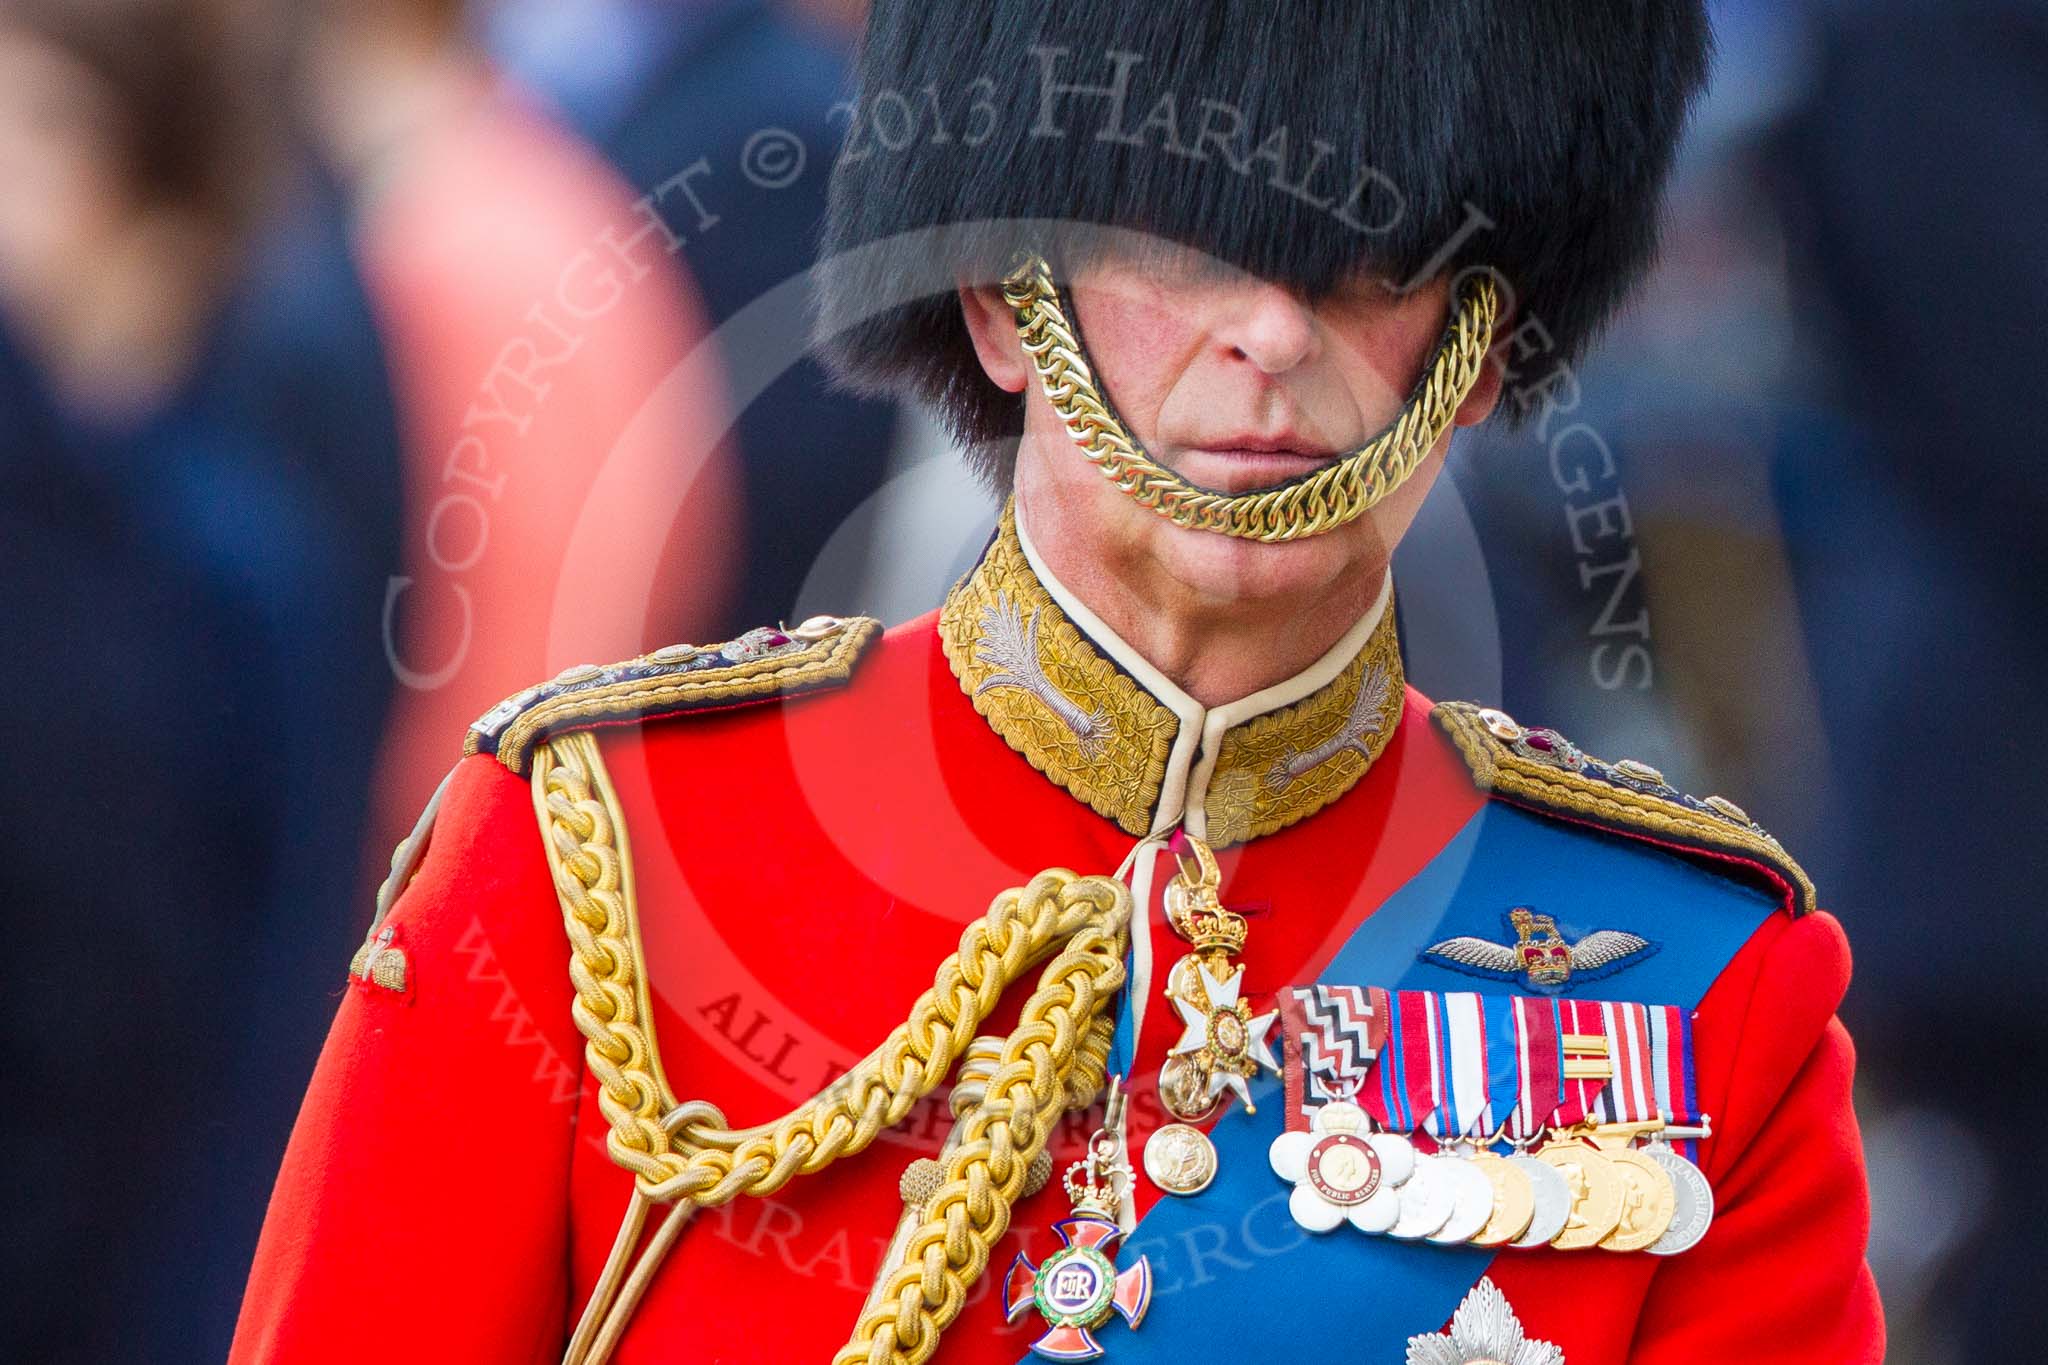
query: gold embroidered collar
938 506 1404 846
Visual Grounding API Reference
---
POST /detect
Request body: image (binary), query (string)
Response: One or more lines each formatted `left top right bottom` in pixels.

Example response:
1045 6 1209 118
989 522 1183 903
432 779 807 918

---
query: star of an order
1168 964 1280 1110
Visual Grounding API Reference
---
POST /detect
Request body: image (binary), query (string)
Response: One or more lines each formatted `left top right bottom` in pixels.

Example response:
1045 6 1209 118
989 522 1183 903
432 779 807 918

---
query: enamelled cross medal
1005 1082 1154 1360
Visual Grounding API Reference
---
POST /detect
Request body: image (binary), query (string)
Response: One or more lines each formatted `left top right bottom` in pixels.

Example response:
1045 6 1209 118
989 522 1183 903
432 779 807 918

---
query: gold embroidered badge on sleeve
347 925 409 994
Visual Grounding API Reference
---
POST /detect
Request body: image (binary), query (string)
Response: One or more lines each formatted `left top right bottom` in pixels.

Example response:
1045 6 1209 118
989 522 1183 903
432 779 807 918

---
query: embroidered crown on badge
1423 907 1656 993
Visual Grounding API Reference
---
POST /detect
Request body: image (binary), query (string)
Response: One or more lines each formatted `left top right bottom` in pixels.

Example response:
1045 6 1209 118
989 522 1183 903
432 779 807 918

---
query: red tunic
233 602 1881 1362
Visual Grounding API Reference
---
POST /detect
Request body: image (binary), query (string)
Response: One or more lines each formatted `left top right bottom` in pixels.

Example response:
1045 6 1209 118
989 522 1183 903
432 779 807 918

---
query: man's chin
1148 517 1366 608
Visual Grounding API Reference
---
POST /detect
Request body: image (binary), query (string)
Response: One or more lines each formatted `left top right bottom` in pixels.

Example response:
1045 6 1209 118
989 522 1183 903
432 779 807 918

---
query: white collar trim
1012 504 1393 841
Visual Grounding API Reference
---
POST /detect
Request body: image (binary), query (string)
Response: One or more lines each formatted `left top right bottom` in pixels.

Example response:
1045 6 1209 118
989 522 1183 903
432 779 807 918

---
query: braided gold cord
836 940 1123 1365
534 734 1133 1363
1002 255 1499 543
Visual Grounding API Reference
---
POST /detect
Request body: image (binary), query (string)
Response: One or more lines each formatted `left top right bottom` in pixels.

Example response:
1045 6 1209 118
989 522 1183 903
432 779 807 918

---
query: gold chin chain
1001 254 1499 543
535 731 1132 1365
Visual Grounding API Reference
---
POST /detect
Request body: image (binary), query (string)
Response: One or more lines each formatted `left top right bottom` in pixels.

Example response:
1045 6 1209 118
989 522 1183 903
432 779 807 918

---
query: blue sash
1029 801 1778 1362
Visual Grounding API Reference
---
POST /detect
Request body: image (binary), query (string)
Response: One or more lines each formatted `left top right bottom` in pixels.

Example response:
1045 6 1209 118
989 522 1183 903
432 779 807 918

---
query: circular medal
1143 1122 1218 1197
1537 1141 1623 1249
1508 1153 1573 1248
1467 1152 1536 1247
1387 1154 1454 1240
1427 1156 1497 1244
1644 1147 1714 1256
1366 1131 1416 1188
1597 1147 1677 1252
1306 1134 1383 1207
1159 1056 1220 1123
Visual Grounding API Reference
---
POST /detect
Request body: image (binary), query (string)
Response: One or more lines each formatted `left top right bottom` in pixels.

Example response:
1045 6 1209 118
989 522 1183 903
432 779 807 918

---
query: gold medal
1165 955 1209 1003
1158 1056 1221 1123
1595 1145 1677 1251
1141 1122 1218 1197
1538 1139 1623 1249
1466 1151 1536 1247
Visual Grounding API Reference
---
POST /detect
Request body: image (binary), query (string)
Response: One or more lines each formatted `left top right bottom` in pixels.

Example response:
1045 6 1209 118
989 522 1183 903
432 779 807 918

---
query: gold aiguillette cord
537 732 1130 1365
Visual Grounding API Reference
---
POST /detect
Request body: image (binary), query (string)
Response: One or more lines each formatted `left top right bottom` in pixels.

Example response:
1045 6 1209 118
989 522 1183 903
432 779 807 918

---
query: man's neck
1018 504 1388 708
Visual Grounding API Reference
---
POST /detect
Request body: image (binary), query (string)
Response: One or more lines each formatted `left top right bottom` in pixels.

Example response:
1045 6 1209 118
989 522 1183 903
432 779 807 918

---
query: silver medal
1427 1156 1497 1245
1387 1153 1454 1240
1507 1153 1574 1248
1644 1147 1715 1256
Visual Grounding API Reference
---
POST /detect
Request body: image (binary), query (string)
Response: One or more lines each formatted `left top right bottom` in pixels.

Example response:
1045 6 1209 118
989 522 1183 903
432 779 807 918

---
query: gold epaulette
1433 700 1816 916
465 614 881 775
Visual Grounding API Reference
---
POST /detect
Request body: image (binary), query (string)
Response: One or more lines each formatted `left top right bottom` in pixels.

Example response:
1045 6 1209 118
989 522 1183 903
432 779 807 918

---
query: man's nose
1223 283 1321 374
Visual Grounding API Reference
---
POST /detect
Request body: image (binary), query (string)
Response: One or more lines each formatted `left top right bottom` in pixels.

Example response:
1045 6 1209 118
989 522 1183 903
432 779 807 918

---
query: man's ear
957 282 1029 394
1452 300 1517 428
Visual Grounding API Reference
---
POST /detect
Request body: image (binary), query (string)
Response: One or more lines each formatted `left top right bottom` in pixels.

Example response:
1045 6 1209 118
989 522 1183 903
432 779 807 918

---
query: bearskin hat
816 0 1712 449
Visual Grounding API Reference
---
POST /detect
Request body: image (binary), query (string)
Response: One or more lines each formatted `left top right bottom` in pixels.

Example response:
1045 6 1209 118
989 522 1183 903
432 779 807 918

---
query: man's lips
1174 443 1338 493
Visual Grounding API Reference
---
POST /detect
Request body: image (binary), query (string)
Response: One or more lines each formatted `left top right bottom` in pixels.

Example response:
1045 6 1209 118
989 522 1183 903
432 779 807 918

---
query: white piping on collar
1012 505 1207 834
1012 503 1393 841
1181 574 1393 842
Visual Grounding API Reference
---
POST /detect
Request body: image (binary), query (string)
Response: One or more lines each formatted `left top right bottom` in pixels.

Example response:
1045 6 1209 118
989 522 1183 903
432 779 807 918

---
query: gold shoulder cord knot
536 731 1132 1365
347 927 408 993
1002 253 1498 543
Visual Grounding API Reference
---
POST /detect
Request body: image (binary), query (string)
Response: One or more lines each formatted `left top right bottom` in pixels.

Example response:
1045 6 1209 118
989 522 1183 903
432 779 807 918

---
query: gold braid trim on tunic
939 507 1404 845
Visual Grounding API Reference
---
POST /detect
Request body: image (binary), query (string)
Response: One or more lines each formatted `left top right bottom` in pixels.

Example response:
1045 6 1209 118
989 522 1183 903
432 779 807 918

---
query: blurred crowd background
0 0 2036 1359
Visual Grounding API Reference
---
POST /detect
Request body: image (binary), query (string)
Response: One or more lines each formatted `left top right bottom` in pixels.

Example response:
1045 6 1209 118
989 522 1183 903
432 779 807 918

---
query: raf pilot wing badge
1423 907 1656 993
